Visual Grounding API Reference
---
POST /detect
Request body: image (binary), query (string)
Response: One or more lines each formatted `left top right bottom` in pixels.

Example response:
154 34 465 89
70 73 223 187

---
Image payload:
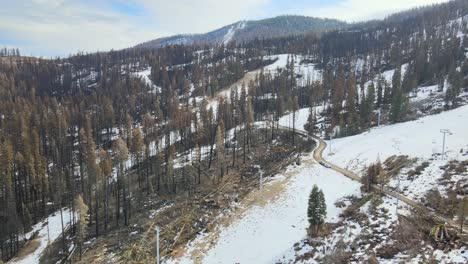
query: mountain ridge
135 15 347 49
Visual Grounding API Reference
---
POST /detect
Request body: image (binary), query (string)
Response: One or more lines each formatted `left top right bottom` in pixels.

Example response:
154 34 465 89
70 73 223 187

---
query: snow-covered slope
278 104 468 163
278 106 327 131
328 104 468 174
133 67 161 93
269 105 468 263
322 104 468 206
10 209 74 264
168 153 360 264
166 100 468 264
222 21 246 45
264 54 322 83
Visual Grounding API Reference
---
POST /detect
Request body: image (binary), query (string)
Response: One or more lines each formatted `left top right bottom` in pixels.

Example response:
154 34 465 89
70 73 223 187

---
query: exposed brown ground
13 238 41 261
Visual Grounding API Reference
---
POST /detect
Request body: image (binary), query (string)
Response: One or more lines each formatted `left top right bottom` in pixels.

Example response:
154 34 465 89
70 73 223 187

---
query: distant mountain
135 15 347 49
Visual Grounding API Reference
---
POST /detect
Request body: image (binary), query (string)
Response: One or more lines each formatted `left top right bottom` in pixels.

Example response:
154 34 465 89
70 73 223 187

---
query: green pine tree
308 185 327 237
446 66 462 107
304 107 317 135
390 64 408 123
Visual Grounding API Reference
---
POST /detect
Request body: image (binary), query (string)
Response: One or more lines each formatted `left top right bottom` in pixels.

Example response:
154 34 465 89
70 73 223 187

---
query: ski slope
169 154 361 264
328 104 468 174
168 102 468 264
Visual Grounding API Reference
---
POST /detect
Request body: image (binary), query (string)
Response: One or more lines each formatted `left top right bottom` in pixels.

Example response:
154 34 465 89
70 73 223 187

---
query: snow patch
10 209 74 264
222 21 246 45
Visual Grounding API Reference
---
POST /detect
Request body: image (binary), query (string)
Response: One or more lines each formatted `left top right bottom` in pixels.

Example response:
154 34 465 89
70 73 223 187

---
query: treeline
241 0 467 60
246 0 467 136
0 47 20 57
148 44 270 100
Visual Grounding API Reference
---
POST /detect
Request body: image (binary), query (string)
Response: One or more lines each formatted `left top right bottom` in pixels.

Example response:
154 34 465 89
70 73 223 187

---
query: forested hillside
135 15 346 49
0 0 467 263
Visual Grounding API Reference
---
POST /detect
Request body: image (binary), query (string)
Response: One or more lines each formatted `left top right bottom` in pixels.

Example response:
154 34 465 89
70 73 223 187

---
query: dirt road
279 126 468 234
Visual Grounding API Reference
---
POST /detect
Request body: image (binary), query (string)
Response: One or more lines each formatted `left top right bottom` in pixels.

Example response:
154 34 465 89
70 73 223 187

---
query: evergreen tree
304 107 317 135
345 73 359 135
376 75 384 108
446 66 462 107
307 185 327 237
390 65 407 123
365 82 376 126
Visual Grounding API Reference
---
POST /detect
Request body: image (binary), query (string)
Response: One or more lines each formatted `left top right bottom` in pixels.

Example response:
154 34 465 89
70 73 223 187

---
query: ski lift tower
440 129 452 160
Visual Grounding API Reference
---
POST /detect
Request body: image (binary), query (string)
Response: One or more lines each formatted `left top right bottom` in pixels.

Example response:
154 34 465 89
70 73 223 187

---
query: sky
0 0 451 57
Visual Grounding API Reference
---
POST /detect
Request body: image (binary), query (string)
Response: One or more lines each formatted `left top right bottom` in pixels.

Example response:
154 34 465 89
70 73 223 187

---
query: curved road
279 125 467 235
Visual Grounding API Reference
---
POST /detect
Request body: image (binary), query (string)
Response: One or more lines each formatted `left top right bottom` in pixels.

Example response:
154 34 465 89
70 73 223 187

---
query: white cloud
31 0 65 7
134 0 269 33
0 0 167 57
305 0 450 22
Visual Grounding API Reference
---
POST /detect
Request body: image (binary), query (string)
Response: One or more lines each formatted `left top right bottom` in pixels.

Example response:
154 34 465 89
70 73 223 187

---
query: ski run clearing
328 104 468 203
169 155 361 264
168 104 468 264
9 209 74 264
